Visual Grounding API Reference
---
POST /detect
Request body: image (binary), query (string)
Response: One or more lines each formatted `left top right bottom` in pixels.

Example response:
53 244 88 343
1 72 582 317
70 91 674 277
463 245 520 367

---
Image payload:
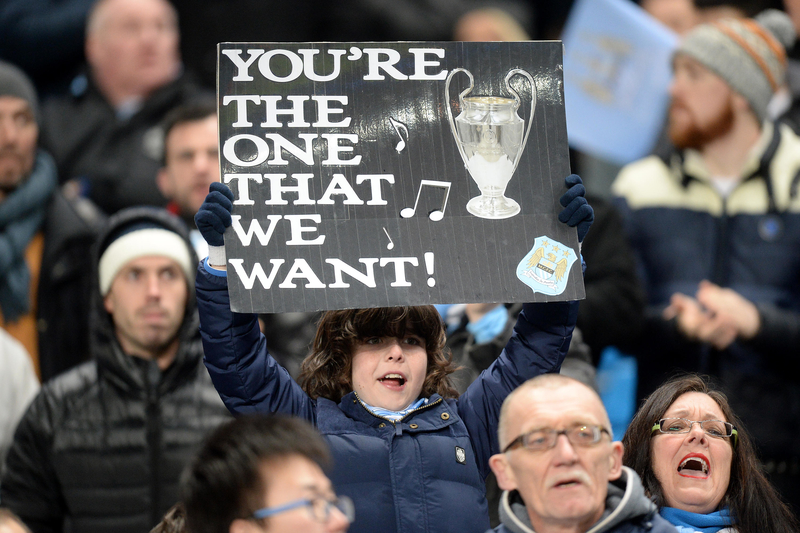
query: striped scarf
360 397 429 421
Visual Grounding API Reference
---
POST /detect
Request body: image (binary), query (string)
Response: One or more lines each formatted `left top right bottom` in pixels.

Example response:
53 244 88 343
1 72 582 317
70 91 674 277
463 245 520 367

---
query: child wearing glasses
192 176 592 533
182 414 352 533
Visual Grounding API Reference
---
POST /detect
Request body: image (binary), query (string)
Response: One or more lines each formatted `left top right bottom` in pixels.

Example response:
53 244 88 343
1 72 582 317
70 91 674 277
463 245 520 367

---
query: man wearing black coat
1 207 231 533
39 0 206 215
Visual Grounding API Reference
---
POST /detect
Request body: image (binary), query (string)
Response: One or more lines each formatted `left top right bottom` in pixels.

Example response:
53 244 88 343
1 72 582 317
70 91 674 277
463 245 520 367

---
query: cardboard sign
562 0 678 165
218 41 583 313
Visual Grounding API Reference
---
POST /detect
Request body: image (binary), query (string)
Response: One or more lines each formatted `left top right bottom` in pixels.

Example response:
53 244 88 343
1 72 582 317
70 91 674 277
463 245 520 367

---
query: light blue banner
562 0 678 165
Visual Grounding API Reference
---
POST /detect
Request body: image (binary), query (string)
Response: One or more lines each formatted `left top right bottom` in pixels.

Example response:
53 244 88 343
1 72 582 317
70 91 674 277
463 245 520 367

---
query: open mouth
554 479 581 489
678 455 709 477
378 373 406 388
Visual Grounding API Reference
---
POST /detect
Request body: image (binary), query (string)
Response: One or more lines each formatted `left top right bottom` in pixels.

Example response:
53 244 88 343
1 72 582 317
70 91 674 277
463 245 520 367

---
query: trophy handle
445 68 474 167
504 68 537 173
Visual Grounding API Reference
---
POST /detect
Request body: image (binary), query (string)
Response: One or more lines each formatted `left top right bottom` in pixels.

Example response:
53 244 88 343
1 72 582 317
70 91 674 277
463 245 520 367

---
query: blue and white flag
562 0 678 165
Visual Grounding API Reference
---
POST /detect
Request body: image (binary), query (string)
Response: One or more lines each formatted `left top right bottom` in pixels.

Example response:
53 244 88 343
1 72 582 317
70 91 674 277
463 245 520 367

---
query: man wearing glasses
182 414 352 533
488 374 677 533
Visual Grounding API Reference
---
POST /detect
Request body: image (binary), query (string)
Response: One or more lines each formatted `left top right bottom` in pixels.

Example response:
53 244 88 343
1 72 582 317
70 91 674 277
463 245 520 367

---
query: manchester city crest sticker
516 236 577 296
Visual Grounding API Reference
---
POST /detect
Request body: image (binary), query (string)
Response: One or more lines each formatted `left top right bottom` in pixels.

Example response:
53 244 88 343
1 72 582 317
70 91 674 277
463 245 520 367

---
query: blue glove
194 182 234 246
558 174 594 243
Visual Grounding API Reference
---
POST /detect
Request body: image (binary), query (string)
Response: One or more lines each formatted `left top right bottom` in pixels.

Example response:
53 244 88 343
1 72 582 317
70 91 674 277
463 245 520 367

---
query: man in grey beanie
0 61 102 383
611 9 800 512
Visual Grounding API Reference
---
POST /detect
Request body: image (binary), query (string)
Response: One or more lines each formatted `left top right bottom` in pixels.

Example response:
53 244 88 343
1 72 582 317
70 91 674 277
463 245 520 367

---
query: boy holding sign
194 176 592 533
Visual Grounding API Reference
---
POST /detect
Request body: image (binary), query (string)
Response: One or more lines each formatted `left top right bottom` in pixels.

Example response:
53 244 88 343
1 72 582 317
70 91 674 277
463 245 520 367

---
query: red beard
668 97 735 150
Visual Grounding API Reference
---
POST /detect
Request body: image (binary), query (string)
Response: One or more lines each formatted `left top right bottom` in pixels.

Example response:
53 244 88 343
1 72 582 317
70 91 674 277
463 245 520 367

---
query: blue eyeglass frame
253 498 311 520
252 495 354 522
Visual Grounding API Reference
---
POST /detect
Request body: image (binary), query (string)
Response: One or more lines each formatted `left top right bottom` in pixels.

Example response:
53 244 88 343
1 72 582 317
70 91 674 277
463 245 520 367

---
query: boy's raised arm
456 174 592 476
195 183 315 420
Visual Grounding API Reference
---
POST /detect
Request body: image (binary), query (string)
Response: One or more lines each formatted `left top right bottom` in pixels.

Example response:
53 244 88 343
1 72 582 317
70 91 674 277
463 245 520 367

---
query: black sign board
218 41 583 313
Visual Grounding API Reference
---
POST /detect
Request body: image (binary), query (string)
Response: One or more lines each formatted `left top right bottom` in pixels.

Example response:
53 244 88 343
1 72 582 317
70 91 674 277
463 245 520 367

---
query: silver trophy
445 68 536 219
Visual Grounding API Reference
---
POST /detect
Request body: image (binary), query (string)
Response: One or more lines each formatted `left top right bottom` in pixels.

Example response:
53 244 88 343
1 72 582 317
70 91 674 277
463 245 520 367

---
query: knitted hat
98 221 194 296
0 60 39 123
676 9 796 121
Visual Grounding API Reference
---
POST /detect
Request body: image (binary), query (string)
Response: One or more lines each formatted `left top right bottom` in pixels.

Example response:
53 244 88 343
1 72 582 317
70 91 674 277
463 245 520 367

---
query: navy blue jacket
196 263 578 533
612 123 800 460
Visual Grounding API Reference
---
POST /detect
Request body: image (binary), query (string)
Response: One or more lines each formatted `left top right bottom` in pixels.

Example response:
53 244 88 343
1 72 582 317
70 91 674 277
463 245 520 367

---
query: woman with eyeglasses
622 374 799 533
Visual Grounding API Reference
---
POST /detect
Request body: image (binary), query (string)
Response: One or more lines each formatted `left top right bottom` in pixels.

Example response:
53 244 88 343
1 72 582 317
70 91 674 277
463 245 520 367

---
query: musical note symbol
400 180 451 222
389 117 409 153
383 227 394 250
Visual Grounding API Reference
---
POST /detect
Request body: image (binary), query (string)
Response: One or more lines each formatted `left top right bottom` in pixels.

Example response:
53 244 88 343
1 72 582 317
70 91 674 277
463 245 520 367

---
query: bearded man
0 60 102 382
611 9 800 512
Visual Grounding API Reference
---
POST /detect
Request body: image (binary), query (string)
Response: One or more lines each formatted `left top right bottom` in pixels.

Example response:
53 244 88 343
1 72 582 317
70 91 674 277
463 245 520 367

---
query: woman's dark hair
181 414 331 533
622 374 799 533
299 306 459 402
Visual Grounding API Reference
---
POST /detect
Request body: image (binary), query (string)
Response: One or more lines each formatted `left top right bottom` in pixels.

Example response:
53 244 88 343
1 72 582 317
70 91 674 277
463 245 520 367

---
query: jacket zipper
712 195 730 287
145 362 162 527
399 398 443 421
353 392 443 435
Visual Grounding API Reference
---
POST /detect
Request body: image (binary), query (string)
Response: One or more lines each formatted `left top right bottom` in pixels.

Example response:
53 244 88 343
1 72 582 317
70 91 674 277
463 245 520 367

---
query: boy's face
253 455 350 533
350 330 428 411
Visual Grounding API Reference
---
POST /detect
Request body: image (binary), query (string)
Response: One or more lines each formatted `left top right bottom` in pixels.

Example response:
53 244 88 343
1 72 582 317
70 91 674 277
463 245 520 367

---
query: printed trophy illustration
446 67 536 219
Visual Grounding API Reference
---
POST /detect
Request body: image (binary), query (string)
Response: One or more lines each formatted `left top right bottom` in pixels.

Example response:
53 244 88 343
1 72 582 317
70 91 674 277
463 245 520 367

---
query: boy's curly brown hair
299 306 459 402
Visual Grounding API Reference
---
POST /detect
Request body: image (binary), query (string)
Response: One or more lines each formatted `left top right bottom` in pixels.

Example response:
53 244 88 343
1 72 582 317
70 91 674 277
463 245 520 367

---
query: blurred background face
668 54 736 149
0 96 37 195
158 115 220 216
87 0 180 99
651 392 733 514
641 0 699 35
0 516 31 533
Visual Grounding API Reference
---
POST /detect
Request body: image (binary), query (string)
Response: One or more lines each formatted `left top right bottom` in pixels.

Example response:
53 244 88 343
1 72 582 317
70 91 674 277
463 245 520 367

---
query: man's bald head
490 374 623 533
498 374 612 451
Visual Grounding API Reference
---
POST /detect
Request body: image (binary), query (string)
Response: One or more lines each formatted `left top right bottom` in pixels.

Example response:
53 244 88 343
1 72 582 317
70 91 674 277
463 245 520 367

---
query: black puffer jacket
1 208 231 533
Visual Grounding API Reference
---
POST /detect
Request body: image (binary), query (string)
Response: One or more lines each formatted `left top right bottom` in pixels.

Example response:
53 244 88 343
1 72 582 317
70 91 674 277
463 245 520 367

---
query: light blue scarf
361 397 429 421
660 507 733 533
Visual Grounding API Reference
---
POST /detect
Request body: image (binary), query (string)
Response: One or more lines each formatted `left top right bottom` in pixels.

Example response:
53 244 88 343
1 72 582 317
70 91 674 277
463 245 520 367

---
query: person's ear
85 33 100 67
103 292 114 315
731 92 751 115
608 441 624 481
157 167 172 198
490 453 518 491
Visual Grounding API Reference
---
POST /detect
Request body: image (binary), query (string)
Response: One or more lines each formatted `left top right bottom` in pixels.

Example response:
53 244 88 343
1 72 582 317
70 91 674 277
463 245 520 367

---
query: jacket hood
498 466 658 533
90 206 201 396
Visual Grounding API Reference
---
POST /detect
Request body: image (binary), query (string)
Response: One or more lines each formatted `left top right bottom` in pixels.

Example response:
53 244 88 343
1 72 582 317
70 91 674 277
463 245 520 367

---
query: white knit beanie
98 226 194 296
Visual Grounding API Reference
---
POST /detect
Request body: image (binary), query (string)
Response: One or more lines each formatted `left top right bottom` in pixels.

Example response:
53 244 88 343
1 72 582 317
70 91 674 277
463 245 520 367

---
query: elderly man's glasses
503 425 610 453
253 495 354 523
651 418 738 448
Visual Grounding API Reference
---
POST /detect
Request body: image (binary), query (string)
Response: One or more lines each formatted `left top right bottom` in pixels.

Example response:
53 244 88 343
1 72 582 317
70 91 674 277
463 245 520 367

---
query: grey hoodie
493 466 678 533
